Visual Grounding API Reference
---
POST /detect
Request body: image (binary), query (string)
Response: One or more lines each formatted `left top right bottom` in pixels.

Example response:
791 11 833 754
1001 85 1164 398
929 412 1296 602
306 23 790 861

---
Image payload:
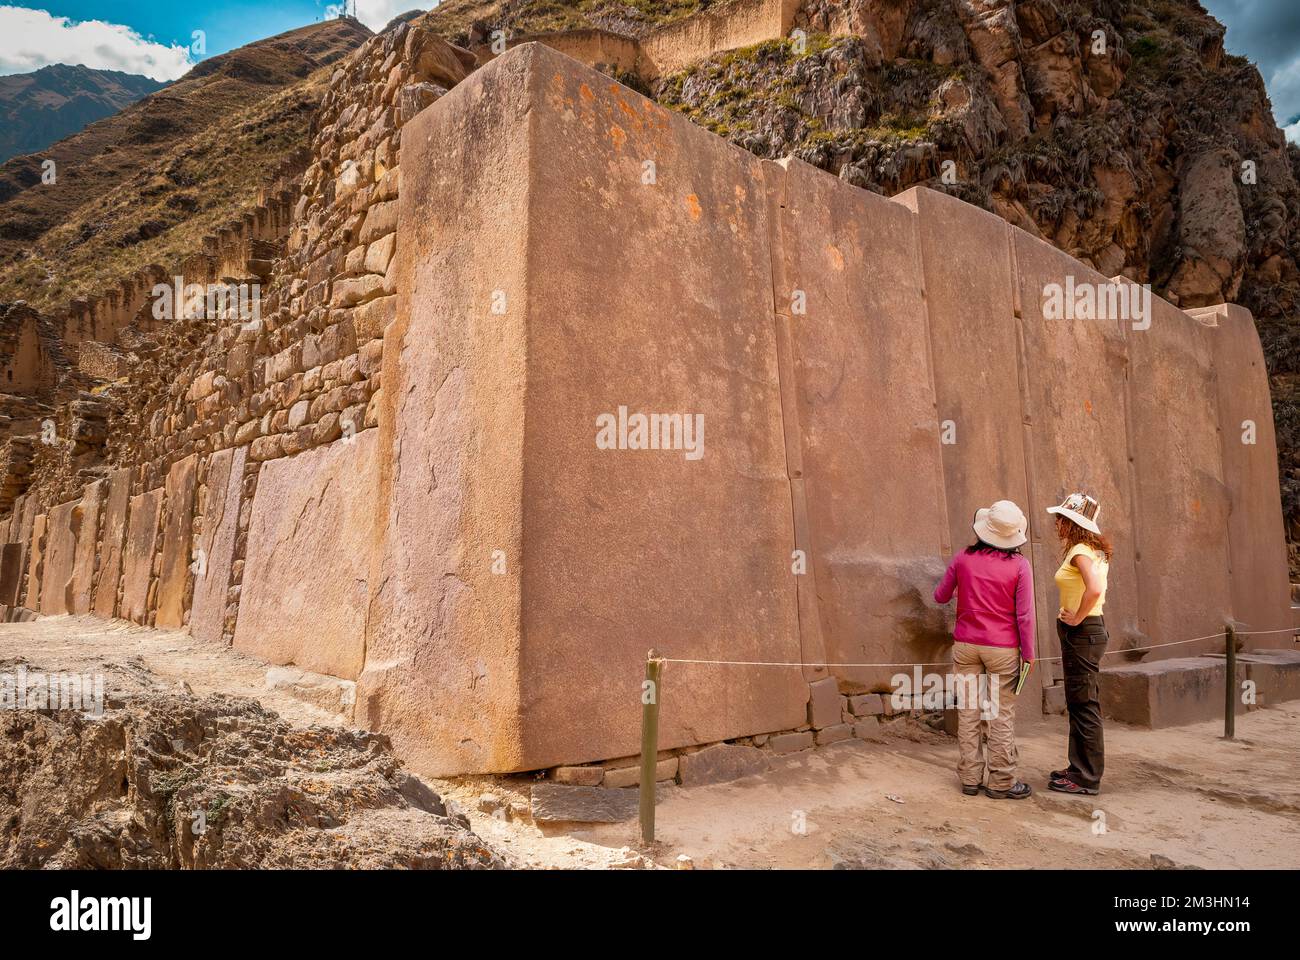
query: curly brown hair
1055 515 1113 562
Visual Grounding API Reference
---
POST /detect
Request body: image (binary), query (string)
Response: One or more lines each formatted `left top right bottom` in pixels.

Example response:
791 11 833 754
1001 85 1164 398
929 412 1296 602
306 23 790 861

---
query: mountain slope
0 16 372 307
0 64 166 165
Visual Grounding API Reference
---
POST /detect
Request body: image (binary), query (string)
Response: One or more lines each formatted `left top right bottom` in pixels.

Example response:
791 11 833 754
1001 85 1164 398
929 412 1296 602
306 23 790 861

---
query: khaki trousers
952 641 1020 792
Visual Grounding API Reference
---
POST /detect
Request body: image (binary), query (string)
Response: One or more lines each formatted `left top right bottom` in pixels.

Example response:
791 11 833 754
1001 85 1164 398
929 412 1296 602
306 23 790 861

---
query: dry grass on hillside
421 0 707 45
0 18 370 313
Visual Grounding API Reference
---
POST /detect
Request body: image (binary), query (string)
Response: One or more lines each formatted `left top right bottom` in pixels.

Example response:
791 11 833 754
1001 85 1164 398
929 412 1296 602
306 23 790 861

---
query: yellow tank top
1055 543 1108 617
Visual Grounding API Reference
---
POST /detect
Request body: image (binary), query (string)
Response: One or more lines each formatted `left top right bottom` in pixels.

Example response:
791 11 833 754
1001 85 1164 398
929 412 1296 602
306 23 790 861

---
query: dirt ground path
5 615 1299 870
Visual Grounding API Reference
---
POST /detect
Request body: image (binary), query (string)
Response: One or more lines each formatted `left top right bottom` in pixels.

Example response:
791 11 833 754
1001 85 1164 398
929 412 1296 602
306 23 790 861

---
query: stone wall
0 19 475 647
355 44 1287 773
640 0 801 76
470 0 801 80
0 41 1289 779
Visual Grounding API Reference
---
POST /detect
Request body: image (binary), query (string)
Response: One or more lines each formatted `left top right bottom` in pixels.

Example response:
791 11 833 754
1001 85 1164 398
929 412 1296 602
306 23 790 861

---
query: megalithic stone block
155 454 198 629
23 511 45 609
8 494 30 593
189 446 246 644
893 187 1032 555
1009 227 1141 655
0 542 22 607
234 430 376 679
343 42 1288 773
1192 302 1292 639
362 42 806 776
39 499 78 616
1125 291 1234 654
765 158 950 694
92 468 132 619
70 479 105 615
121 489 163 624
892 186 1036 700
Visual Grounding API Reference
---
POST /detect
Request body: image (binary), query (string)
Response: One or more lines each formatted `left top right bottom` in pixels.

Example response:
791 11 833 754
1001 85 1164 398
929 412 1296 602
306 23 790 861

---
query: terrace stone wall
469 0 802 79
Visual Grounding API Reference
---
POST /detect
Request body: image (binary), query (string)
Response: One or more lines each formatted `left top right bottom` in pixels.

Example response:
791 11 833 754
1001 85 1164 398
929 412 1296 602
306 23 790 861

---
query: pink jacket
934 550 1036 660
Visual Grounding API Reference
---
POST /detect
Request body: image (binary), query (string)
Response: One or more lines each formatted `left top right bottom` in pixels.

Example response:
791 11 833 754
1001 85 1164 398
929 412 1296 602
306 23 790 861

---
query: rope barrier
659 624 1299 669
639 624 1295 839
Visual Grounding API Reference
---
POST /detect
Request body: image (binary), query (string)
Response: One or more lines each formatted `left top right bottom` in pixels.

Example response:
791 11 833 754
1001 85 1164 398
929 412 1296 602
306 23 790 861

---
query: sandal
1048 776 1099 796
985 781 1033 799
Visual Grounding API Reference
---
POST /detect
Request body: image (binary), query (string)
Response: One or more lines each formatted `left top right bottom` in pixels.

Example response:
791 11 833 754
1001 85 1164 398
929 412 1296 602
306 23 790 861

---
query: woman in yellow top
1046 493 1111 796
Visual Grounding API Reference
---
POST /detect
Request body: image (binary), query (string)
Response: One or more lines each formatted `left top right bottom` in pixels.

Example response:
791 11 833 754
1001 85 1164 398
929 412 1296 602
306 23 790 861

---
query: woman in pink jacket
934 500 1036 799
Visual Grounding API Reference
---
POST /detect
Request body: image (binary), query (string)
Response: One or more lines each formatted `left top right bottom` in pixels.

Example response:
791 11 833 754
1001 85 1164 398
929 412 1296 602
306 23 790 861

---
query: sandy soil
5 614 1299 870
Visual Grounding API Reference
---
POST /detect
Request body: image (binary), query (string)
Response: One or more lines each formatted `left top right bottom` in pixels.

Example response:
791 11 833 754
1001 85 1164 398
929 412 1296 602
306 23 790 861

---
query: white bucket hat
972 500 1028 549
1046 492 1102 535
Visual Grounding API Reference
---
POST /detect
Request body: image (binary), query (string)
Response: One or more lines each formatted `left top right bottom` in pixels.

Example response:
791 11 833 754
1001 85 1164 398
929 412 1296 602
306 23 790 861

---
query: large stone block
806 675 842 729
189 446 246 644
8 494 34 596
1101 656 1226 727
0 542 22 607
676 742 771 786
1126 293 1234 654
361 42 806 776
69 479 105 614
1010 228 1141 656
121 489 163 624
23 511 45 609
1193 303 1292 639
92 468 131 619
39 499 78 616
769 161 950 693
893 187 1032 556
529 783 639 824
234 431 376 680
1100 645 1300 727
155 455 198 629
1225 649 1300 705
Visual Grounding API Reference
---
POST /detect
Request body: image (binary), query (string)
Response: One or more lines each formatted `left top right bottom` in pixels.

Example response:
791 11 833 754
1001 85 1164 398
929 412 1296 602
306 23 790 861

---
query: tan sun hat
972 500 1028 549
1046 492 1102 535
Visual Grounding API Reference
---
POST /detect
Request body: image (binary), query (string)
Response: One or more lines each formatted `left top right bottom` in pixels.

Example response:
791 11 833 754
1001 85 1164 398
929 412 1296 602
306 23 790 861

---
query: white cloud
1266 56 1300 138
349 1 435 33
1285 120 1300 144
0 5 193 81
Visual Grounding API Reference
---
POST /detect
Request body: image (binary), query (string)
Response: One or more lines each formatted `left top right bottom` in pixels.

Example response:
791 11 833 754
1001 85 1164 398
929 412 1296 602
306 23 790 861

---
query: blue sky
1204 0 1300 140
29 1 339 55
0 1 1297 142
0 2 435 78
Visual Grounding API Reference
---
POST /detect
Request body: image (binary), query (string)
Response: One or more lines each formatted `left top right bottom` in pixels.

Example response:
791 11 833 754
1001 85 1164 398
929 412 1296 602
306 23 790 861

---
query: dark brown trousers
1057 616 1108 788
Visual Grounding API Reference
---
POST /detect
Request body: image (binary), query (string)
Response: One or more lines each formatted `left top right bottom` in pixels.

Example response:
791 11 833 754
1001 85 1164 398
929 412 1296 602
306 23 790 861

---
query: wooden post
639 649 663 844
1224 623 1236 740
